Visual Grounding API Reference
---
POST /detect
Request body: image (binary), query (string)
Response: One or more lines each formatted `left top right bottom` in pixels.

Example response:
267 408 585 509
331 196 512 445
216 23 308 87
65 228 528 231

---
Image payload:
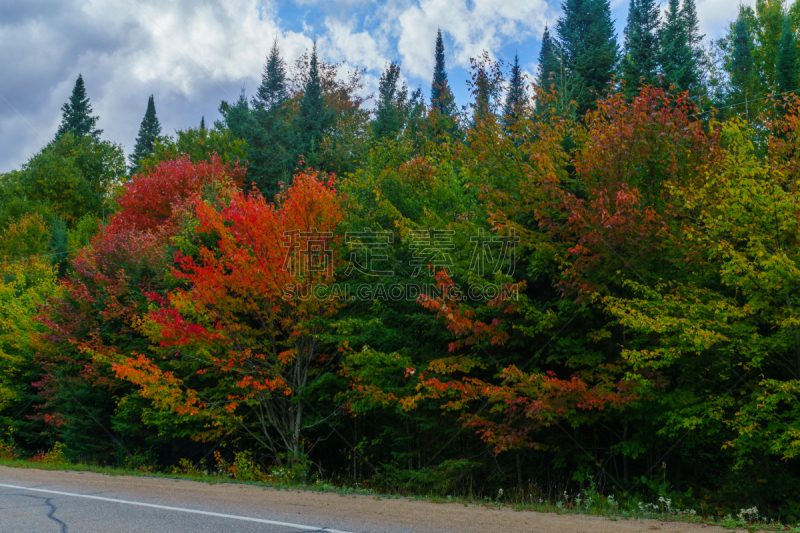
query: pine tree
56 74 102 140
504 53 527 125
776 15 798 95
623 0 661 95
729 11 757 119
200 116 206 131
430 29 456 116
254 39 288 111
556 0 620 115
298 42 333 166
373 62 408 140
128 95 162 174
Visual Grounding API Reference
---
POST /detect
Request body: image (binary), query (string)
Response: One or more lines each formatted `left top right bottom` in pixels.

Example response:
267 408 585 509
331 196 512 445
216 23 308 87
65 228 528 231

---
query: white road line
0 483 354 533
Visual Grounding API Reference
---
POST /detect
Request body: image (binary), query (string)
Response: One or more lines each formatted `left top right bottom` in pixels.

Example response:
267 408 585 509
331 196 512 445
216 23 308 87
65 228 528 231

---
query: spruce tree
298 42 333 166
56 74 102 140
535 27 565 116
129 95 162 174
681 0 702 50
556 0 619 115
504 53 527 125
430 29 456 116
536 27 562 91
220 88 252 140
254 39 288 111
776 15 798 95
729 11 757 119
660 0 697 93
373 62 407 140
200 116 206 131
623 0 661 95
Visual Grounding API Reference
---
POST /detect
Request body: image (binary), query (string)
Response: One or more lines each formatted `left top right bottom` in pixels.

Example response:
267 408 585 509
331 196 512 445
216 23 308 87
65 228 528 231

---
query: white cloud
0 0 314 171
696 0 755 39
323 17 389 72
0 0 750 172
390 0 556 79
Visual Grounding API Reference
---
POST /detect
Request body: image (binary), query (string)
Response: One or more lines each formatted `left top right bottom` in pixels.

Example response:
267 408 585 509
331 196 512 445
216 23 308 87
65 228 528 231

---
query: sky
0 0 751 173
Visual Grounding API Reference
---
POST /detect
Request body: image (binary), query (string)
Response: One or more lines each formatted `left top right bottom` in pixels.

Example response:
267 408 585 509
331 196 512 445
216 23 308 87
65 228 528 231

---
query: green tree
297 42 334 168
245 41 296 197
504 53 527 126
556 0 619 115
129 95 162 175
776 14 798 95
430 29 456 117
536 27 562 91
373 62 408 140
0 258 62 452
729 11 758 120
136 126 247 173
754 0 787 92
56 74 102 140
471 57 496 125
535 26 569 117
254 38 289 111
623 0 661 95
660 0 703 95
19 133 125 224
219 88 252 141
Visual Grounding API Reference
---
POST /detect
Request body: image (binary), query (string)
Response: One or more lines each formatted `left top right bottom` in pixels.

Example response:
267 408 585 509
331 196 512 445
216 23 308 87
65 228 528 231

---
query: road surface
0 466 739 532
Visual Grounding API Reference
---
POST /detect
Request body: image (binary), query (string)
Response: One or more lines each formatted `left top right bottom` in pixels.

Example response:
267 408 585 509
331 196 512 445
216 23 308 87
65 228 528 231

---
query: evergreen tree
430 29 456 116
623 0 661 95
536 27 562 91
729 11 757 119
535 26 566 116
129 95 162 174
473 67 492 125
753 0 785 92
56 74 102 140
681 0 702 50
373 62 408 140
659 0 702 94
254 39 288 111
297 42 333 166
220 88 252 140
776 14 799 95
200 116 206 131
556 0 619 115
504 53 527 125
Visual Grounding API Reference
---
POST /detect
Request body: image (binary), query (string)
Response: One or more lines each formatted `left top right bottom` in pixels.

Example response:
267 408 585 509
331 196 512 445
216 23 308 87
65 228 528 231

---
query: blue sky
0 0 749 172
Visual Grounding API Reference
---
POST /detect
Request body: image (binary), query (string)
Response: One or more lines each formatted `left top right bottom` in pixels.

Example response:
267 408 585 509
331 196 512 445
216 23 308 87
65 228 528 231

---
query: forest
2 0 800 524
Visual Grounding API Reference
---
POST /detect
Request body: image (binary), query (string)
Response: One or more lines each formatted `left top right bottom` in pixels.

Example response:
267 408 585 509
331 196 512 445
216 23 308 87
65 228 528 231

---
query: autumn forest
2 0 800 524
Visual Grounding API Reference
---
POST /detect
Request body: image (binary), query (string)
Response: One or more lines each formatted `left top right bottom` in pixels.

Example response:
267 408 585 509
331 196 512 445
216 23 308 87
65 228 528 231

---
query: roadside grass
0 456 795 532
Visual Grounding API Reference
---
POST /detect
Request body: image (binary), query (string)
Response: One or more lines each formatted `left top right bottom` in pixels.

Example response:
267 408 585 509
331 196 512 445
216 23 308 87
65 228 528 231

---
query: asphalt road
0 466 739 533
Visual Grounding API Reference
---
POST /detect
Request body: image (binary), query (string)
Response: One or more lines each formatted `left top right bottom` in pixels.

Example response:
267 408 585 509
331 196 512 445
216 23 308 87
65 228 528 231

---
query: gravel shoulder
0 465 744 533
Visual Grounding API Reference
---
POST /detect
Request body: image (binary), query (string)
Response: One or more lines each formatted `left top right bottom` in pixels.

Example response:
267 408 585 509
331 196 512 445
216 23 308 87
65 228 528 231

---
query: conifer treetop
430 29 455 116
56 74 103 140
255 38 288 111
129 94 162 174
